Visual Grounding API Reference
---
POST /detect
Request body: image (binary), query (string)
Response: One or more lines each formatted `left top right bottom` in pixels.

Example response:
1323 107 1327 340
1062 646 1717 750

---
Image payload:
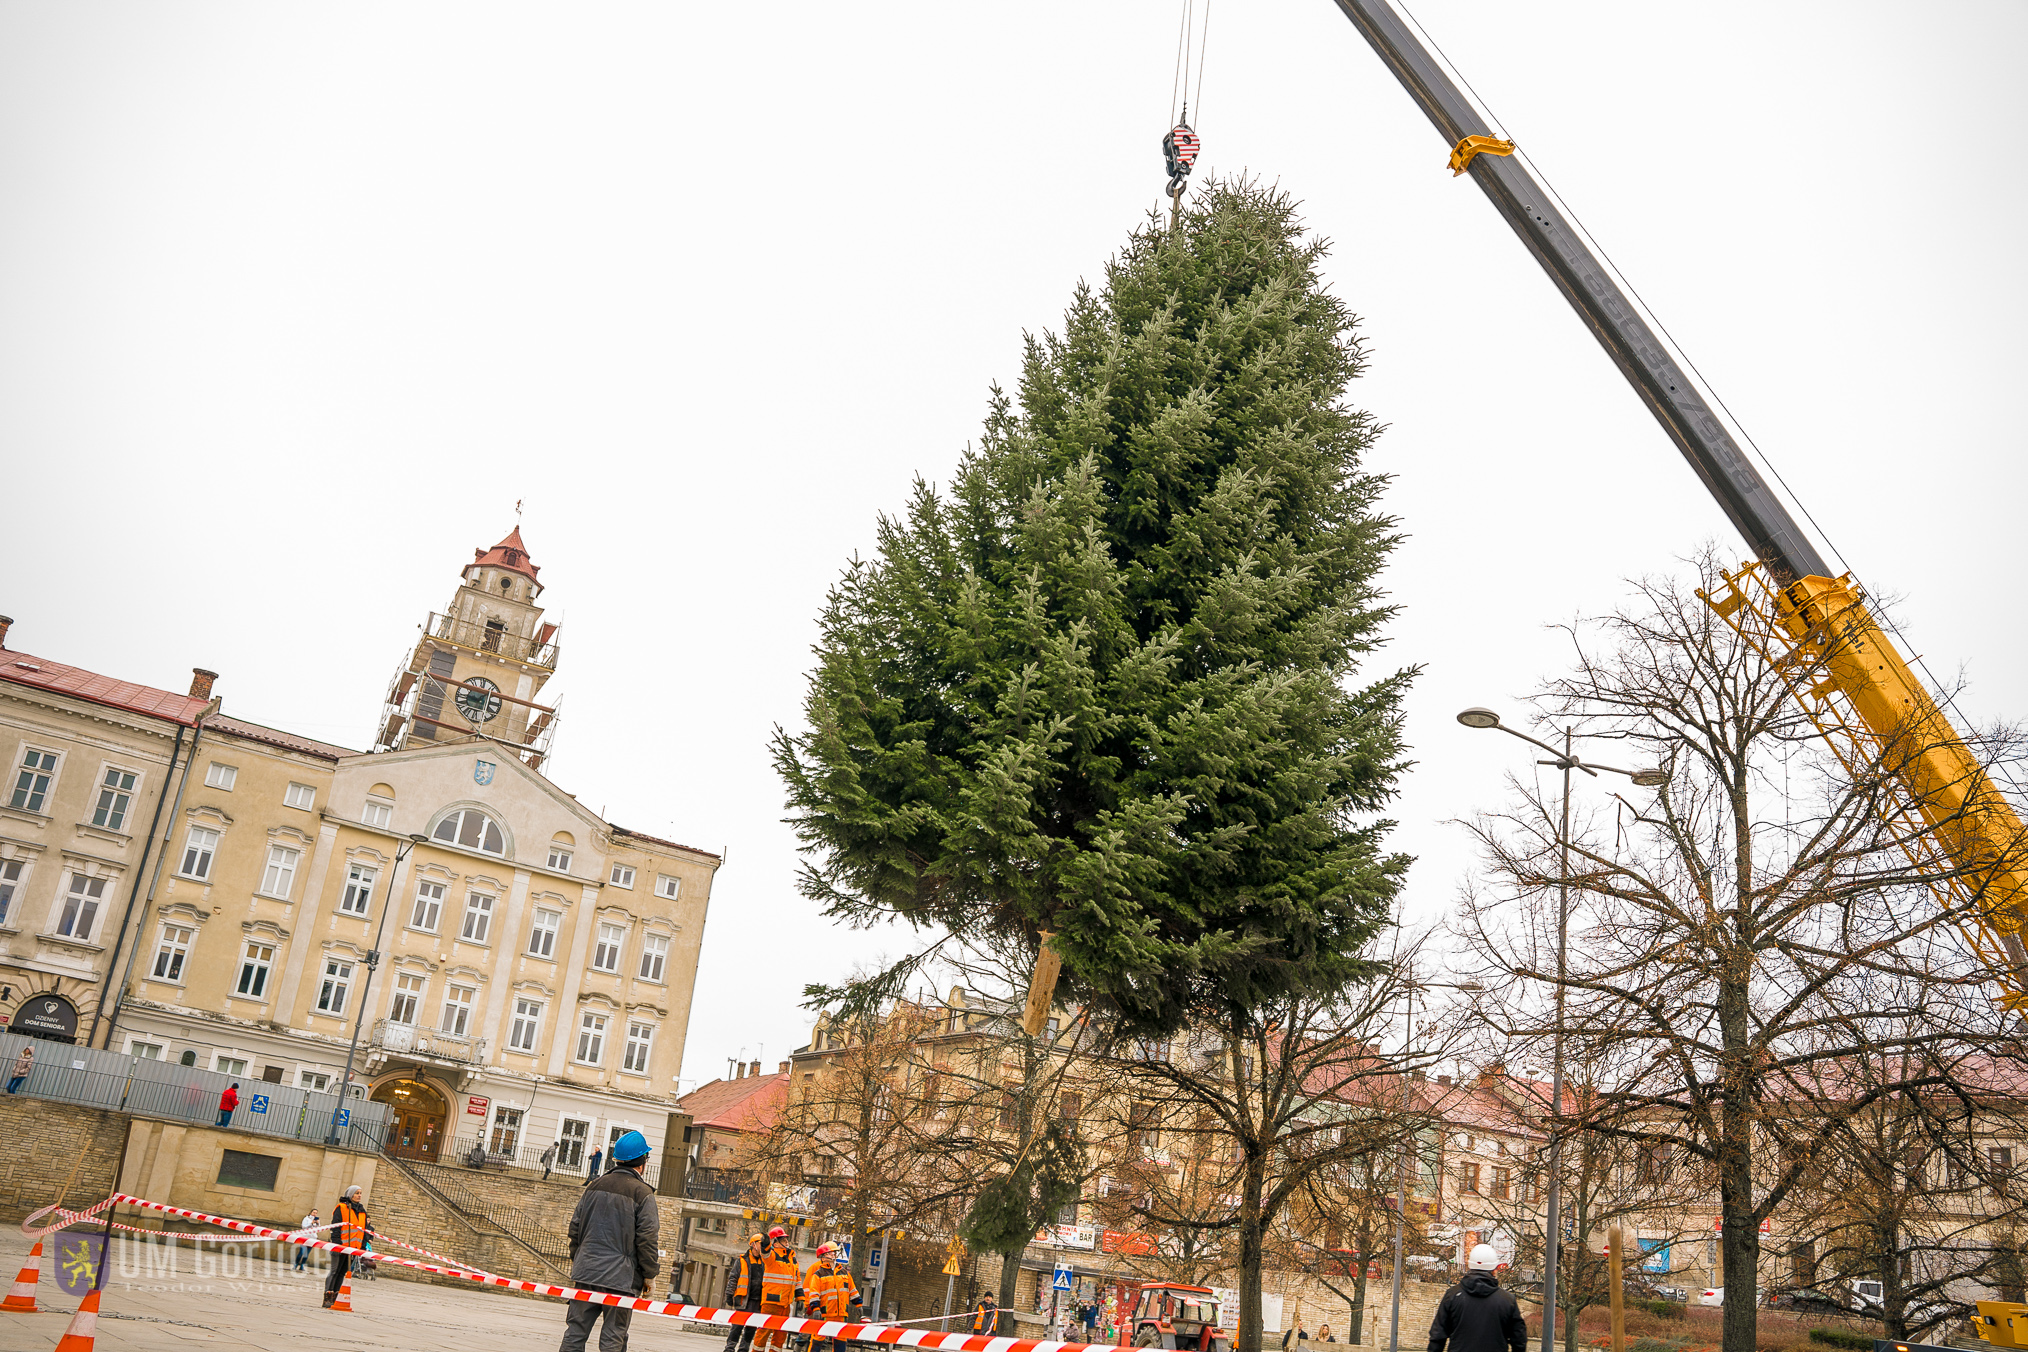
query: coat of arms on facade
474 760 496 786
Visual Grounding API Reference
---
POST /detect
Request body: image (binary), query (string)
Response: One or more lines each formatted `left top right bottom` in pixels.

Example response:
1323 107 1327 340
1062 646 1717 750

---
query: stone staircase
374 1150 569 1281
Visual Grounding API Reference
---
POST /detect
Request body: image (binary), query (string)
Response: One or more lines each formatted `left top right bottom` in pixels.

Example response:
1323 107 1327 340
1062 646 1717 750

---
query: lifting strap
1449 134 1516 176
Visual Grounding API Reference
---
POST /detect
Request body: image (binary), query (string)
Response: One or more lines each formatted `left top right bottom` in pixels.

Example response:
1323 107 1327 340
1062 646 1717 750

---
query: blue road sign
250 1094 270 1114
336 1108 351 1128
1053 1265 1074 1292
839 1238 850 1263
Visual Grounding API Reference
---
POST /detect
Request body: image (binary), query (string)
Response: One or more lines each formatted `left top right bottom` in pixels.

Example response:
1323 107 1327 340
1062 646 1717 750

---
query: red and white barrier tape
21 1196 115 1240
106 1193 1128 1352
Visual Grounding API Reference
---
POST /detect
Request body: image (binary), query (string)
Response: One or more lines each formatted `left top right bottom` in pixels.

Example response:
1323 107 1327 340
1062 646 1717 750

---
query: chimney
1437 1074 1453 1086
734 1062 746 1079
777 1060 788 1075
749 1060 761 1078
0 615 12 648
189 668 218 701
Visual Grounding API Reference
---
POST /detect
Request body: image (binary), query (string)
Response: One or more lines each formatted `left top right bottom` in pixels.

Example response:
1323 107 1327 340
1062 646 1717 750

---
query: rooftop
0 647 211 726
678 1071 788 1133
471 526 541 584
210 714 359 762
611 824 721 861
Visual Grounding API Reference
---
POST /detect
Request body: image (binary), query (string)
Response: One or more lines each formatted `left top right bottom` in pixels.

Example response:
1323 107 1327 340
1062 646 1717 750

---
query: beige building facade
0 529 719 1170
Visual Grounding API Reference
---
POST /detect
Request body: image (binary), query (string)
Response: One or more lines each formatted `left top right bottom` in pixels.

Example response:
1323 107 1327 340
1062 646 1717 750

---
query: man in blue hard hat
560 1128 660 1351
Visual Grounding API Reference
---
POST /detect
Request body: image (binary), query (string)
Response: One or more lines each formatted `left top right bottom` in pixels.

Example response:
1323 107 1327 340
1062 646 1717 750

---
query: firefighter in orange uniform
801 1243 861 1352
757 1227 802 1351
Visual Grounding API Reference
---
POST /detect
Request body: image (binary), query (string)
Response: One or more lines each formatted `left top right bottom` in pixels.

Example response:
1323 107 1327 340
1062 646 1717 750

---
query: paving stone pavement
0 1224 733 1351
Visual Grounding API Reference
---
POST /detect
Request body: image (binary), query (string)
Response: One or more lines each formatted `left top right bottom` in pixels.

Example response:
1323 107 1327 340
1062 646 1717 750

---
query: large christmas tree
774 177 1413 1033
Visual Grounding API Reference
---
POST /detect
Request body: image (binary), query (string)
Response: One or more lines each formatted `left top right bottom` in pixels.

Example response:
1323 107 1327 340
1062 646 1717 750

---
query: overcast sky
3 1 2022 1092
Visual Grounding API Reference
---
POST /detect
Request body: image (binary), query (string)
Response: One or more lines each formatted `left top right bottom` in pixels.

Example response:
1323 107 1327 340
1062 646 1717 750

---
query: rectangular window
0 858 22 925
509 998 543 1052
460 891 494 943
547 845 573 872
389 972 425 1024
490 1106 523 1154
298 1069 331 1091
575 1011 607 1065
259 845 299 899
204 762 237 791
592 923 625 973
216 1055 248 1077
57 873 107 940
528 907 561 958
317 959 353 1015
655 873 680 900
623 1021 654 1073
638 933 668 982
153 925 193 981
285 783 316 811
180 826 219 880
410 880 445 931
441 984 475 1036
237 943 274 998
217 1149 280 1191
1991 1146 2015 1172
93 766 139 830
362 800 392 829
1492 1166 1512 1201
557 1117 588 1169
339 864 377 916
1460 1163 1482 1194
609 863 635 889
129 1040 164 1060
10 747 58 812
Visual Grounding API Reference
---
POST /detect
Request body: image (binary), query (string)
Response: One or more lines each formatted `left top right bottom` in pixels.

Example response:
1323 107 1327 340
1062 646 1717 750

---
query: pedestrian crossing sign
1052 1265 1073 1291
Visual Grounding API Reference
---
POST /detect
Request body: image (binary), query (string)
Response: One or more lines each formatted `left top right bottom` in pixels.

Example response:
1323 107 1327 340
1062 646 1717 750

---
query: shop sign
467 1096 490 1116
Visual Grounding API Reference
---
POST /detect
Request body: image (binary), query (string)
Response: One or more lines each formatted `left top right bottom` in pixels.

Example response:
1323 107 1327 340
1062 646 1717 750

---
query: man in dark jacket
1428 1245 1528 1352
722 1232 768 1352
560 1130 660 1351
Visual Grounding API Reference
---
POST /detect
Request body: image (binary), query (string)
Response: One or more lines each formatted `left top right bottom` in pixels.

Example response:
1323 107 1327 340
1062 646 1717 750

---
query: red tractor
1123 1282 1231 1352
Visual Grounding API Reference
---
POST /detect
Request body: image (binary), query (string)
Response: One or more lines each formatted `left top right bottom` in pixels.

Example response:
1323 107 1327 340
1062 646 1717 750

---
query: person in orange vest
722 1234 769 1352
801 1242 861 1352
756 1227 802 1351
321 1184 373 1308
971 1294 1002 1336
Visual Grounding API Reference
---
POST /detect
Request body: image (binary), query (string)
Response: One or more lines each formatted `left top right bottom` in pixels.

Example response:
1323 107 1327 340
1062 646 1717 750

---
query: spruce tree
773 177 1412 1035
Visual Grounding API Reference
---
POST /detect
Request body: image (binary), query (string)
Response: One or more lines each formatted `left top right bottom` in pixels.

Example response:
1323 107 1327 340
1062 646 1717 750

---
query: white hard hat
1468 1244 1501 1271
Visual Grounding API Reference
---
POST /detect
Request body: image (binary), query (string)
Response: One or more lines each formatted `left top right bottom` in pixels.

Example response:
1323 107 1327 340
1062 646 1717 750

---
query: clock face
455 677 503 724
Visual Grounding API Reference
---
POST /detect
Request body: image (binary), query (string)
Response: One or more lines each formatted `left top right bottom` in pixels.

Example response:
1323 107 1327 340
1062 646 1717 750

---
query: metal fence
0 1032 389 1149
438 1131 664 1190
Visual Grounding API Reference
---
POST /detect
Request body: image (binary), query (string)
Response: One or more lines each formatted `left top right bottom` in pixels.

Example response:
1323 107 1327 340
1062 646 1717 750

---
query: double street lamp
1456 708 1668 1352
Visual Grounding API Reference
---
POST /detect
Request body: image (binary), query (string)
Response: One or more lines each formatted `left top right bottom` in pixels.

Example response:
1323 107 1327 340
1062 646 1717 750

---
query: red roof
612 825 721 860
471 526 541 583
0 649 210 726
679 1072 788 1134
210 715 358 761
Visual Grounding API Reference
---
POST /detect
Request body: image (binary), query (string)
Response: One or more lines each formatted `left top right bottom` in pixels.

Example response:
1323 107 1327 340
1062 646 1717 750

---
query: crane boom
1327 0 2028 1001
1327 0 1829 582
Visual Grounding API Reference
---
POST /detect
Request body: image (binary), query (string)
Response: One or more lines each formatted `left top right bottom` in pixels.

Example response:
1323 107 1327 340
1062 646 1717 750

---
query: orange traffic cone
329 1272 353 1312
0 1238 39 1312
53 1287 99 1350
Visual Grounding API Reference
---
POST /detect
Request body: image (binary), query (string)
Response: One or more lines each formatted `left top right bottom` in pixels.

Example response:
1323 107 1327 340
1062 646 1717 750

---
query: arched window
432 808 506 856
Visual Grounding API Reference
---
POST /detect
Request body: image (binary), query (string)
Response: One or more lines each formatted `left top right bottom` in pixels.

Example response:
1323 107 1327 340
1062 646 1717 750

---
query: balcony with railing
371 1018 487 1066
428 610 560 670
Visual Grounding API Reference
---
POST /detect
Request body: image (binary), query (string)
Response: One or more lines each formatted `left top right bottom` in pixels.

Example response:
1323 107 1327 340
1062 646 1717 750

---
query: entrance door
370 1078 448 1161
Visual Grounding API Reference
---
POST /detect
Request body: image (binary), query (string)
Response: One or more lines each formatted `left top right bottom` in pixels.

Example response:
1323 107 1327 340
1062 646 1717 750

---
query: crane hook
1163 118 1200 200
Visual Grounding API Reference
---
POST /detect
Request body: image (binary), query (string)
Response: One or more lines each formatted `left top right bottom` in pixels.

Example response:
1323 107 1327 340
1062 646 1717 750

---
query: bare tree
1458 552 2028 1352
1096 930 1465 1352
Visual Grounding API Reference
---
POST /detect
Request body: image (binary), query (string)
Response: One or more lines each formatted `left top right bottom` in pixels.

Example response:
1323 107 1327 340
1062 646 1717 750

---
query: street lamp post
327 832 430 1145
1390 979 1484 1352
1456 708 1667 1352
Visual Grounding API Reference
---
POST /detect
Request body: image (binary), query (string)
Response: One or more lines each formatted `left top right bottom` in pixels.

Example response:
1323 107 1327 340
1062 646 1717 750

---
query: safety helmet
1468 1243 1502 1271
611 1129 652 1164
749 1234 766 1246
815 1243 837 1258
768 1226 788 1241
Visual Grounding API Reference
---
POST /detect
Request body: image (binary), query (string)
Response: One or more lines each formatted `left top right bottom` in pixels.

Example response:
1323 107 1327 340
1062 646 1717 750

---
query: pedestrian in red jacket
217 1083 240 1128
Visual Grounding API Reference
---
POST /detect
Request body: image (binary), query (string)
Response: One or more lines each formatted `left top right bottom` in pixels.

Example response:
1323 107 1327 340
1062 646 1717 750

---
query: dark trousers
5 1075 24 1094
722 1299 762 1352
561 1284 635 1352
217 1109 233 1126
323 1252 352 1302
294 1244 310 1271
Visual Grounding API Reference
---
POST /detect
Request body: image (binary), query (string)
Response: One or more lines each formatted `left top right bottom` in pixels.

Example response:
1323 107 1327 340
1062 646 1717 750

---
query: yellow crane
1324 0 2028 1015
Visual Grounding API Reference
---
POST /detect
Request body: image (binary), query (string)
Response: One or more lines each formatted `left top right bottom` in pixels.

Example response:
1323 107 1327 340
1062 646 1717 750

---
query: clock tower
374 526 562 770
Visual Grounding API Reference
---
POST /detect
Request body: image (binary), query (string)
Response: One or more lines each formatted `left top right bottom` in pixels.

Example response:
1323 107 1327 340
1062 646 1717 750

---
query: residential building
0 528 719 1168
